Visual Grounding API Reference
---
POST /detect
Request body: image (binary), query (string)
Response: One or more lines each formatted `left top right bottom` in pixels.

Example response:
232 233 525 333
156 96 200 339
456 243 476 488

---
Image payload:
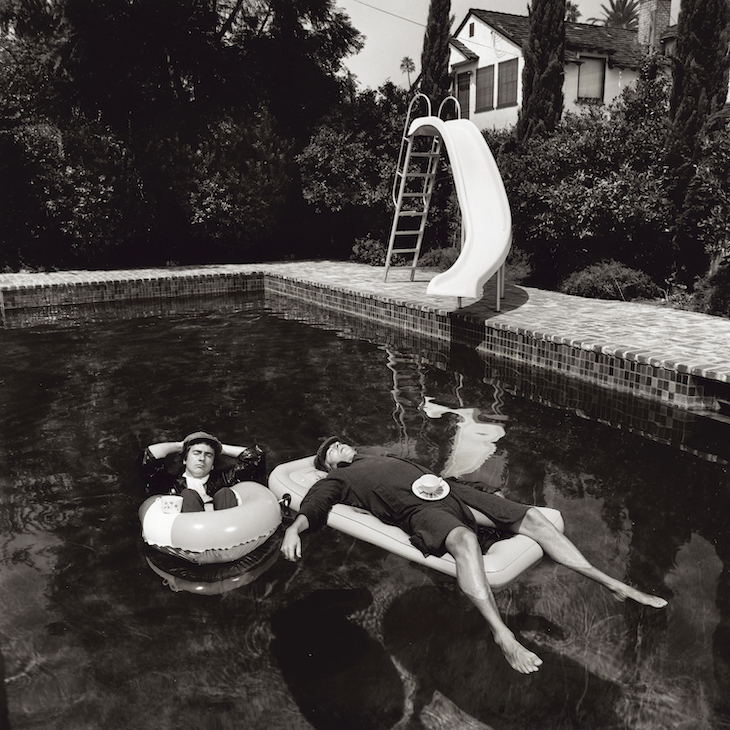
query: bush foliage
559 260 661 301
1 6 729 317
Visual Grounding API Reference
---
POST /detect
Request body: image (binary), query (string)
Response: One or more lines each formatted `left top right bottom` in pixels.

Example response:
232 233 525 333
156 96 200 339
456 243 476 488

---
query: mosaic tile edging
1 269 726 413
490 320 728 383
0 270 266 311
476 321 724 410
267 274 726 413
265 291 729 464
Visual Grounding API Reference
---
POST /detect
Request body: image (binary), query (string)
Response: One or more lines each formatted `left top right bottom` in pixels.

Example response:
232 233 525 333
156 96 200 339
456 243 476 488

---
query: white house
449 0 672 129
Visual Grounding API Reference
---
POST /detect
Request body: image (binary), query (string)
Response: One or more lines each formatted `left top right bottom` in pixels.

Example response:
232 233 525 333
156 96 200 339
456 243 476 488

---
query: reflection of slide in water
409 116 512 300
422 396 505 478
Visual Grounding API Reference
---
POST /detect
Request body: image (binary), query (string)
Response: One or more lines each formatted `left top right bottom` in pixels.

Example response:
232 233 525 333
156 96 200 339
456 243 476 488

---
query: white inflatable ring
144 528 282 595
139 481 281 564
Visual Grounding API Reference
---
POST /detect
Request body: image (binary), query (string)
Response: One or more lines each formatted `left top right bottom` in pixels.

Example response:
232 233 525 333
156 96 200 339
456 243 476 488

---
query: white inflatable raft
268 456 564 590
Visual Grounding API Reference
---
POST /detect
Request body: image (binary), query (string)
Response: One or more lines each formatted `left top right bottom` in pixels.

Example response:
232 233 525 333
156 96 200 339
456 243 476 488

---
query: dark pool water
0 301 728 729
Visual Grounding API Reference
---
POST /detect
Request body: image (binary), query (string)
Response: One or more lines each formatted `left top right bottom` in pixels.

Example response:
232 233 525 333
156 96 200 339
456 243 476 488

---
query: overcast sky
336 0 681 90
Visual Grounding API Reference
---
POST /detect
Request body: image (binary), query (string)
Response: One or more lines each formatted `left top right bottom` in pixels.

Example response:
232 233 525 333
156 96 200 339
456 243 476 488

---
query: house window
577 58 605 101
497 58 518 108
457 72 470 118
476 65 494 112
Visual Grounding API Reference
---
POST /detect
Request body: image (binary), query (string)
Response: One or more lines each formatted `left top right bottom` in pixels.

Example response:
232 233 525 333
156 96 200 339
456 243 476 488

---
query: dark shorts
407 488 530 558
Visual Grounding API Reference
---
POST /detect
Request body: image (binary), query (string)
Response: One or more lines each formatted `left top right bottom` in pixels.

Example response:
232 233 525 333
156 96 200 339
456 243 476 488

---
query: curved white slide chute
408 116 512 299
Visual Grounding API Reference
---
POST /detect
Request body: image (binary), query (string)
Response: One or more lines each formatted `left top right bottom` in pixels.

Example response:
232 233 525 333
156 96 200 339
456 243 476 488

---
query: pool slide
407 116 512 300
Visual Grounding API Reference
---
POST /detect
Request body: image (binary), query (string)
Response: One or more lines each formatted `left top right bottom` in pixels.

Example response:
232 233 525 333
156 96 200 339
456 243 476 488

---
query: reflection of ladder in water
385 348 435 461
384 94 461 282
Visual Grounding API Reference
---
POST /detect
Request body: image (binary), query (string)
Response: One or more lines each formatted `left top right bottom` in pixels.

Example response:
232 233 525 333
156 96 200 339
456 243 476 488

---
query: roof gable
450 37 479 62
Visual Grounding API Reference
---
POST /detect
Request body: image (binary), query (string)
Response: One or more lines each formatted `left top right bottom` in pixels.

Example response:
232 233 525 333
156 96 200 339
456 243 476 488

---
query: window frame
576 57 606 103
456 71 471 119
496 57 519 109
475 65 495 112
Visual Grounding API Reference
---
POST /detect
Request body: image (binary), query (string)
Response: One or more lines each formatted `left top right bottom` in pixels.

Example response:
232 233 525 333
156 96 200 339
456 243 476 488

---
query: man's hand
280 514 310 562
281 526 302 561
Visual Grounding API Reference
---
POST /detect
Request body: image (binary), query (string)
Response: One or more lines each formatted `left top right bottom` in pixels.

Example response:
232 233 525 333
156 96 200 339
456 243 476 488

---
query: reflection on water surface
0 304 728 729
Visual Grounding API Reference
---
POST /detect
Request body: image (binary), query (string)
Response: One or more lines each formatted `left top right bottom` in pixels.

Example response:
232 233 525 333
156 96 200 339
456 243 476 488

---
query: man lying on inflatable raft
279 437 669 676
140 431 281 565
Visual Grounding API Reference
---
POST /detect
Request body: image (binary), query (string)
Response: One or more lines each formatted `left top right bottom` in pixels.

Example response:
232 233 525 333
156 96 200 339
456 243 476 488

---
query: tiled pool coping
1 262 729 415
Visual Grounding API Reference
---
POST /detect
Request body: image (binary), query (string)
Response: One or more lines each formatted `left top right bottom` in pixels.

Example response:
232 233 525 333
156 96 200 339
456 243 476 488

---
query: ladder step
394 230 423 236
410 152 440 158
402 192 429 198
398 210 426 217
392 248 420 254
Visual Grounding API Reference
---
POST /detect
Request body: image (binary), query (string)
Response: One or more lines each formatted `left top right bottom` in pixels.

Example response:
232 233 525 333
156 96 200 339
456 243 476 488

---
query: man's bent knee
444 525 480 557
514 507 555 536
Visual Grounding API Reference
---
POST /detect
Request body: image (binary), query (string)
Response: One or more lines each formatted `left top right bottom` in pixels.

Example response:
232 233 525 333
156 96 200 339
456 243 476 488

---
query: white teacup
415 474 443 495
159 495 183 514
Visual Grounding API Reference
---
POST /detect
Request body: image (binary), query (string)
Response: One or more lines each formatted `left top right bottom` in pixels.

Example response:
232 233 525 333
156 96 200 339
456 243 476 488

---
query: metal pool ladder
384 95 460 282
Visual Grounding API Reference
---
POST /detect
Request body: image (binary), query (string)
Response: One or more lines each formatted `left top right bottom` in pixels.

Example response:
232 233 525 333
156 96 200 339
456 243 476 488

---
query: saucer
412 479 450 501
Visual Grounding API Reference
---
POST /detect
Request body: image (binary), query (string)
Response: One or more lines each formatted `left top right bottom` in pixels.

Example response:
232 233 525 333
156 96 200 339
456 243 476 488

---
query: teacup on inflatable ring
158 495 183 514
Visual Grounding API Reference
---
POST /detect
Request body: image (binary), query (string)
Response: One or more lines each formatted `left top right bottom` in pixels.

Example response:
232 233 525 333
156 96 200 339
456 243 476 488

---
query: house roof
450 37 479 63
457 9 644 70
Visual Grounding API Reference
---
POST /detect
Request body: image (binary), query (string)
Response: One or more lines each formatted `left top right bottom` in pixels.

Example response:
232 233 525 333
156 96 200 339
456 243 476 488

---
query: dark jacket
141 445 265 497
298 453 508 534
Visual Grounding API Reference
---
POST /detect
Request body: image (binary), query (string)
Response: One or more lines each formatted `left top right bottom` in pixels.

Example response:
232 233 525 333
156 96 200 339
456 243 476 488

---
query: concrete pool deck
1 260 729 414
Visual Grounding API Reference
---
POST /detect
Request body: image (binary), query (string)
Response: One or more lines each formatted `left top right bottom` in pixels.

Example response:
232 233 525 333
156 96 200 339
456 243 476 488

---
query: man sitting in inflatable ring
142 431 265 512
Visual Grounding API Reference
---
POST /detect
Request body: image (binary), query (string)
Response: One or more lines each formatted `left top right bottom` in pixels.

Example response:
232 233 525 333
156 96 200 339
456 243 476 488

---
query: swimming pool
0 299 728 729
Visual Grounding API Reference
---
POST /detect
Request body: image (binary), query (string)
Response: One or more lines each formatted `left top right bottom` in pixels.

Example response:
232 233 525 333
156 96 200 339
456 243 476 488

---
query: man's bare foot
494 629 543 674
609 582 668 608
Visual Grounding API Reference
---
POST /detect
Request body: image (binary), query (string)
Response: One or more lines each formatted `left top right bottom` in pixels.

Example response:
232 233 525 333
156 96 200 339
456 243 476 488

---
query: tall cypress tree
420 0 451 106
667 0 730 174
666 0 730 280
516 0 566 141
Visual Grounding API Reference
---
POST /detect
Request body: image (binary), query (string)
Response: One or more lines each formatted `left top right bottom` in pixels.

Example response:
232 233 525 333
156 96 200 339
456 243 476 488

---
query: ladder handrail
437 95 461 120
392 93 432 206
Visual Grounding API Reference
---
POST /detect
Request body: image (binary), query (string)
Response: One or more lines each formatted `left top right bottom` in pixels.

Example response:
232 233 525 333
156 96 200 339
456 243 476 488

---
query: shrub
418 246 459 271
559 260 660 301
693 259 730 318
351 237 390 266
505 247 532 284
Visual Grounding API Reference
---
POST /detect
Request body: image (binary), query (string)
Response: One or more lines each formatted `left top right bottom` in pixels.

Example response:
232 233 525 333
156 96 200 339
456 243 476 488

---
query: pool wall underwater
1 263 728 435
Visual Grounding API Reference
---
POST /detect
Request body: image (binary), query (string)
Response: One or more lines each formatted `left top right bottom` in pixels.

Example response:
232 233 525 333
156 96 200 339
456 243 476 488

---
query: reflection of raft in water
139 481 281 564
269 457 564 591
144 525 283 595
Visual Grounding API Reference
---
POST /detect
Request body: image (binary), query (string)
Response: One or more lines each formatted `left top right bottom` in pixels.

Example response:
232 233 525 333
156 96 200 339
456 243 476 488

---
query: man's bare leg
512 508 668 609
444 526 543 674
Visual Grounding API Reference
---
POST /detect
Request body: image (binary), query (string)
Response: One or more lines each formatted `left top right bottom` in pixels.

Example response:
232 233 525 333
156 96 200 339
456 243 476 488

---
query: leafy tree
666 0 730 281
54 0 362 143
492 58 675 289
0 0 364 268
297 82 410 258
516 0 565 141
419 0 451 106
588 0 639 30
0 0 59 37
